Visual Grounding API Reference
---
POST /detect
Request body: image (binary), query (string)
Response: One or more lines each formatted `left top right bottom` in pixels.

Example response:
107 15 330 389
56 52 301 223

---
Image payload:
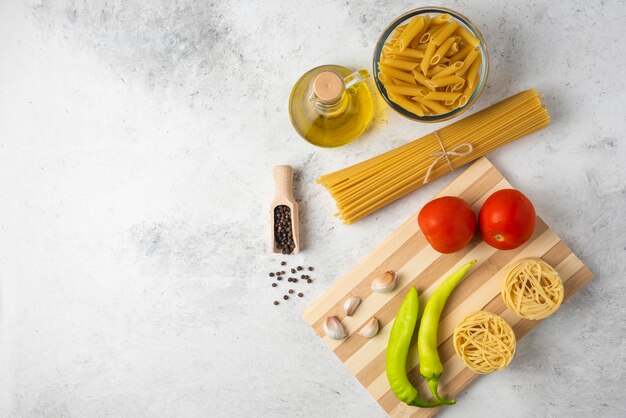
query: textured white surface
1 0 625 417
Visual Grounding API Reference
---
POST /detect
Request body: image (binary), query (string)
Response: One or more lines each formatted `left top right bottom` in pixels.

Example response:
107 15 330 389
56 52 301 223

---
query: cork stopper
313 71 344 103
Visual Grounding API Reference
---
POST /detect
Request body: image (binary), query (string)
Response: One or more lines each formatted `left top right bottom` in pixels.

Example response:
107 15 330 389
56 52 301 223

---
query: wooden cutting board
303 157 592 417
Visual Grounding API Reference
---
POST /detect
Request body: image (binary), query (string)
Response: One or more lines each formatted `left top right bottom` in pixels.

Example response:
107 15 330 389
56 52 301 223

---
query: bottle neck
308 88 349 118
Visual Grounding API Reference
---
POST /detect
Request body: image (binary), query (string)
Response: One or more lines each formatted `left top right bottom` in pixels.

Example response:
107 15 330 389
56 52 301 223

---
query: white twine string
423 131 473 184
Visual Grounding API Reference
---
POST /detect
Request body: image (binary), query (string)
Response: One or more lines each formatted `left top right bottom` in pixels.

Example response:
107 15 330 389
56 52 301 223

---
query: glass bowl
373 7 489 122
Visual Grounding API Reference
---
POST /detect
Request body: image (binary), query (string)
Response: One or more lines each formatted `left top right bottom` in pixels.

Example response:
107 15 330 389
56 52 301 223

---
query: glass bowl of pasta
373 7 489 122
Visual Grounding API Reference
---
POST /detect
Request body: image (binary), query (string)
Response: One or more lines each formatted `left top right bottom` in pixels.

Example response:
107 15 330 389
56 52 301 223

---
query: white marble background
1 0 625 417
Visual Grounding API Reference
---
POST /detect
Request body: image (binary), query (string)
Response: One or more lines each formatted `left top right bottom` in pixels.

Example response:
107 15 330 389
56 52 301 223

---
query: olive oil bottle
289 65 374 148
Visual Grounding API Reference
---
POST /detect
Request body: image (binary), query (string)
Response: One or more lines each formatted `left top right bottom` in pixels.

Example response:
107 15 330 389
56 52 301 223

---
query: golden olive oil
289 65 374 148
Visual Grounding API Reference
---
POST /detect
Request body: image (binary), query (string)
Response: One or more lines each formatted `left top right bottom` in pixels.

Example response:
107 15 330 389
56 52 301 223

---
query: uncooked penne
377 12 483 116
429 74 464 87
431 36 456 64
456 25 480 47
426 64 448 77
397 17 425 50
388 93 425 116
420 40 437 74
456 47 480 76
433 61 464 79
412 96 451 114
448 43 474 63
432 21 459 46
423 91 462 102
386 46 425 59
383 56 420 71
378 63 417 84
431 13 451 25
385 84 429 97
411 69 437 90
465 55 481 87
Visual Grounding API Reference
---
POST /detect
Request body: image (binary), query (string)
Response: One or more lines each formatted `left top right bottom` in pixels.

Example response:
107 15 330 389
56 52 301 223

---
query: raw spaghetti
502 258 564 320
317 89 550 224
453 311 516 374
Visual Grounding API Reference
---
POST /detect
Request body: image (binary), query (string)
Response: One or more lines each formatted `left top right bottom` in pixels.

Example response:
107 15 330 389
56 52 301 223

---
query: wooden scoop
270 165 300 254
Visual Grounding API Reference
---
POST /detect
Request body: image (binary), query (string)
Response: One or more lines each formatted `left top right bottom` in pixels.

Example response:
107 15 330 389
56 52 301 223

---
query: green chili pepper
418 259 477 405
386 287 441 408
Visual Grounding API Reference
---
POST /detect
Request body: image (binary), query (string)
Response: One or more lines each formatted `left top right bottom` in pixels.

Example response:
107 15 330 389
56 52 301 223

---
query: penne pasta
456 46 480 76
378 63 417 84
383 56 420 71
432 61 464 79
465 55 482 87
448 43 474 63
386 46 425 59
426 64 448 77
385 84 429 97
431 36 457 64
411 96 451 114
446 41 460 57
432 21 459 46
388 93 426 116
431 13 451 25
411 69 437 90
429 74 464 87
392 78 418 86
420 40 437 74
423 91 462 103
397 17 425 50
456 25 480 47
377 12 484 117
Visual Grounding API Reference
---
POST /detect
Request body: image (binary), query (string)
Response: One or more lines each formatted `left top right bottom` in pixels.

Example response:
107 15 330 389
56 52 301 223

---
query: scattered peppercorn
298 293 304 297
291 268 296 274
272 283 277 287
292 278 298 283
288 289 294 294
301 275 306 279
283 295 289 300
277 277 283 281
307 279 312 283
269 272 275 277
308 267 314 271
281 261 286 266
274 301 279 305
297 266 303 271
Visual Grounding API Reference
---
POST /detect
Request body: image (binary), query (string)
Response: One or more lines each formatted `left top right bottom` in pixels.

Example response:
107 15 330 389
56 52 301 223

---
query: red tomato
478 189 536 250
418 196 476 254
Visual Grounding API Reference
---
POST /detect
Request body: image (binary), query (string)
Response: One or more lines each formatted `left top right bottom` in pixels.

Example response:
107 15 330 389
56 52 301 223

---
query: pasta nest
502 258 564 320
454 311 516 374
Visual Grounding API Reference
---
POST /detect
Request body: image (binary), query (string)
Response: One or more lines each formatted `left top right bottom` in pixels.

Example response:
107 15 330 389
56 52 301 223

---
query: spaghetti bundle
317 89 550 223
454 311 516 374
502 258 564 320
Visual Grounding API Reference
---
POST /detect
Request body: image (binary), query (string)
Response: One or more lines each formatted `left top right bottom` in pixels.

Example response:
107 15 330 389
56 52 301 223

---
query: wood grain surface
303 157 593 417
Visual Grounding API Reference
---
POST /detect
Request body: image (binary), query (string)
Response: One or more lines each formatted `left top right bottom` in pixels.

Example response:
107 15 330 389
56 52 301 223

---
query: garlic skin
371 271 397 293
358 317 379 338
324 316 347 340
343 296 362 317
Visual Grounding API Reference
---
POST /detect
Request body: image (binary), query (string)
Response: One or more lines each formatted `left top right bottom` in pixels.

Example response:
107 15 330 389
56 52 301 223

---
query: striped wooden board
303 157 592 417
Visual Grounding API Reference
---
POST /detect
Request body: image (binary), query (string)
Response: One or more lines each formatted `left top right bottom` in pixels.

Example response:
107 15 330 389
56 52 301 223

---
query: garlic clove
358 316 379 338
371 271 397 293
324 316 347 340
343 296 362 317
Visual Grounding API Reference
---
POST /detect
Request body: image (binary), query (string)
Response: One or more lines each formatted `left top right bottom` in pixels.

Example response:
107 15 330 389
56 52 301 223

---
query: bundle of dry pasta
317 90 550 224
378 13 484 116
